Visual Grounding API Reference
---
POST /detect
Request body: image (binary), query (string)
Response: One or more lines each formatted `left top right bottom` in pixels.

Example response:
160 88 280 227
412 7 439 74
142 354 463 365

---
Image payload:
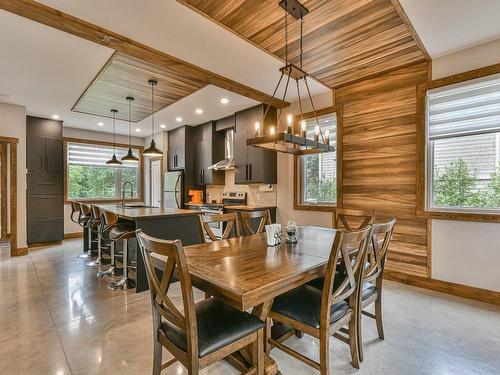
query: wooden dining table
151 225 338 375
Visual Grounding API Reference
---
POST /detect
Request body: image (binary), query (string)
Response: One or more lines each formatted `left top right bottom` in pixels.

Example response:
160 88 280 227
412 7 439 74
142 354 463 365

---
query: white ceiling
400 0 500 57
0 0 329 137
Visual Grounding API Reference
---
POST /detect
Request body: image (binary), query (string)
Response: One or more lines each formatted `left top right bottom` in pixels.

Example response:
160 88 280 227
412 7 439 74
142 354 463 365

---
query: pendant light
143 79 163 156
106 109 122 166
246 0 335 156
121 96 140 163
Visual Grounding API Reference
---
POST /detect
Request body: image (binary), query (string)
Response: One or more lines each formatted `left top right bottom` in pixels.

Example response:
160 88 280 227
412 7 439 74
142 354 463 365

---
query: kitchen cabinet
193 121 224 186
234 104 277 184
26 116 63 245
168 126 186 170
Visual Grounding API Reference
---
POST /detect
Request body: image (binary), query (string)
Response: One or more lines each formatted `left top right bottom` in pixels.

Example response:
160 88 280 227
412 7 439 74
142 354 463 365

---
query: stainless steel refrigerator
164 171 183 209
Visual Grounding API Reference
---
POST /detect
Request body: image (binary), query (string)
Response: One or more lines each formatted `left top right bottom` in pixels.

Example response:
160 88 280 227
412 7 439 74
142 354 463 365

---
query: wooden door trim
149 157 164 207
1 143 7 239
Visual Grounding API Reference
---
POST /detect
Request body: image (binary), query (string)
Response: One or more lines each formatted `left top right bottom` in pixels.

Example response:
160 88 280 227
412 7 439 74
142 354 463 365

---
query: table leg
225 299 278 375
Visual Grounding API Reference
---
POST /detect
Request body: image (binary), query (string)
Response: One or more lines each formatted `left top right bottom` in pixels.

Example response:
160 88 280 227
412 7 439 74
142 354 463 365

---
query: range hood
208 129 235 170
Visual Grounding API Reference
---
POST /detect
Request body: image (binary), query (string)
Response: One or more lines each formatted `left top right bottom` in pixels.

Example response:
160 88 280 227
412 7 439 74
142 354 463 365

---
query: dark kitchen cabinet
193 121 224 186
168 126 187 170
234 104 277 184
26 116 63 245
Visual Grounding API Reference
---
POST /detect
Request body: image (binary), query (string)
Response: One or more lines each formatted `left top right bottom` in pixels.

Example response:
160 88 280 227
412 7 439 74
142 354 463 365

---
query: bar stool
85 205 106 267
76 202 92 259
102 211 136 290
96 210 120 279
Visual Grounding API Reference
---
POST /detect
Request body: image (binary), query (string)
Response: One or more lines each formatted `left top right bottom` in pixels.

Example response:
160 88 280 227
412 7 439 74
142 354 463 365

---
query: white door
150 159 162 207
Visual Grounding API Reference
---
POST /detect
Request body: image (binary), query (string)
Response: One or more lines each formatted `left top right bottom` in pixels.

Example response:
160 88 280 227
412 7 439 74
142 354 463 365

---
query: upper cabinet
168 126 188 171
234 104 277 184
26 117 63 173
193 121 225 186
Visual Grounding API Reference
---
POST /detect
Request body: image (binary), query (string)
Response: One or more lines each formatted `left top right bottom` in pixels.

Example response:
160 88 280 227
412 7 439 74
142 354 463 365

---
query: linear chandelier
247 0 335 156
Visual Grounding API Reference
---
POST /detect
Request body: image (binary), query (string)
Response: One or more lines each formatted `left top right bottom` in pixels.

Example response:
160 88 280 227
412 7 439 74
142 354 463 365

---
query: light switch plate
259 184 274 192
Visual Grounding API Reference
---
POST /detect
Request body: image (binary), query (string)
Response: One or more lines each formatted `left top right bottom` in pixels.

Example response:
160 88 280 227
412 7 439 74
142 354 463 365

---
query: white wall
143 131 168 207
63 127 144 234
276 91 334 227
0 103 27 249
430 39 500 291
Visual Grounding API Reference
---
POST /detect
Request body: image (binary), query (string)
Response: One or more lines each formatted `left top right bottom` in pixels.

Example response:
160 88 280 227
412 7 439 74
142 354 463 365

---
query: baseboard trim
385 271 500 307
11 247 28 256
28 240 63 249
64 232 83 239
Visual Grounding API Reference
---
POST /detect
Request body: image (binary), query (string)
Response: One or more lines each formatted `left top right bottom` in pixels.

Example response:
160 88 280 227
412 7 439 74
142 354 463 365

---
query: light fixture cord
112 110 116 153
261 73 284 127
151 82 155 137
128 99 132 147
300 16 304 69
304 76 324 143
284 0 288 64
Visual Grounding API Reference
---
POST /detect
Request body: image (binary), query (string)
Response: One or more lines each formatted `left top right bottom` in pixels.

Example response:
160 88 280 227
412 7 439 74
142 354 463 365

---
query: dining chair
357 218 396 362
199 212 241 242
136 230 265 375
332 208 376 231
267 226 372 375
240 209 272 235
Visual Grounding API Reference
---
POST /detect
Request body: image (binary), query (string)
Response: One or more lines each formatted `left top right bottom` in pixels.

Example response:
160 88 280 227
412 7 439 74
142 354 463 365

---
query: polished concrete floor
1 239 499 375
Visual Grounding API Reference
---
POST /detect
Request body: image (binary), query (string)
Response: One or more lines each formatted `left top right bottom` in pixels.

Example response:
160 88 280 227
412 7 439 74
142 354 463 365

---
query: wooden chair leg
375 294 384 340
264 318 271 355
295 329 304 338
357 305 364 363
348 316 360 369
319 330 330 375
152 337 162 375
204 292 211 299
251 329 264 375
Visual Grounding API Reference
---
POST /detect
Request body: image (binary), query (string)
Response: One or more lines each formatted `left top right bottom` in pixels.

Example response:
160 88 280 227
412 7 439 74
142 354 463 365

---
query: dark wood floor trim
28 240 63 249
385 271 500 307
11 247 28 256
64 232 83 239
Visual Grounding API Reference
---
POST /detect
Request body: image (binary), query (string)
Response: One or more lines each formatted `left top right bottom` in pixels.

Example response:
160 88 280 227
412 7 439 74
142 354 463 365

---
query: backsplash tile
205 170 276 206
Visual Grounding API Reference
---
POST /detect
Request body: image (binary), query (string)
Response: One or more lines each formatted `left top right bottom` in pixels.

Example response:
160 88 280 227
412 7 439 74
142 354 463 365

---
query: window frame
417 63 500 222
293 106 341 212
63 137 144 204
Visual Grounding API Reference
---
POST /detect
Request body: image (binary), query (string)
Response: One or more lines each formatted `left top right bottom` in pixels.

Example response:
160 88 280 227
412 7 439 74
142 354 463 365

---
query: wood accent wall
335 62 430 277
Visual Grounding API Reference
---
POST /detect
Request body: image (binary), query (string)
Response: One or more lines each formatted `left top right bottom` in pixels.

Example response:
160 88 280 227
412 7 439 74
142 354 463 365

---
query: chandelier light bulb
270 126 276 135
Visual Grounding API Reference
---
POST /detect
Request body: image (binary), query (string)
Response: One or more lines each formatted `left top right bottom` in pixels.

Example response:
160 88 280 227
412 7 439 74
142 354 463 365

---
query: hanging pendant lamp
143 79 163 156
106 109 122 166
121 96 140 163
246 0 335 156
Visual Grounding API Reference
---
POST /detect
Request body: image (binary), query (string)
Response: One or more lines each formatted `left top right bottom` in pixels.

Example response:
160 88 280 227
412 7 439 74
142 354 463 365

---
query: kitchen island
96 204 203 292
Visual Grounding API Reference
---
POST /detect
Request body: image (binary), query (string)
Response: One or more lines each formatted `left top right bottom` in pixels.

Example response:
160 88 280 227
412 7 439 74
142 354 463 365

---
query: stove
200 192 246 239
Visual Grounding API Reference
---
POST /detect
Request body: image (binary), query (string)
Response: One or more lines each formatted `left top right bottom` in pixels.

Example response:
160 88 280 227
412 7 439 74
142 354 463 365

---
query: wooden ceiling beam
0 0 289 108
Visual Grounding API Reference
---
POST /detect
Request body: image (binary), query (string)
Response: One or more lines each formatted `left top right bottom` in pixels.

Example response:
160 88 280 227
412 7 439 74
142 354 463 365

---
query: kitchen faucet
119 181 134 207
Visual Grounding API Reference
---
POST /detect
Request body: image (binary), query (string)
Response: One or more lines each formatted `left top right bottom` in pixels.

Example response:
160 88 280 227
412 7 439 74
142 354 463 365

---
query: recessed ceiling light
160 123 166 129
135 128 141 133
52 114 60 120
176 117 182 123
98 122 104 127
195 108 203 114
220 98 229 104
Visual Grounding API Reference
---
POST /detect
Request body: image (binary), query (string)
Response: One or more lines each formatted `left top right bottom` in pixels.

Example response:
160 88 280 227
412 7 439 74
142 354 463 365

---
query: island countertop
96 204 201 220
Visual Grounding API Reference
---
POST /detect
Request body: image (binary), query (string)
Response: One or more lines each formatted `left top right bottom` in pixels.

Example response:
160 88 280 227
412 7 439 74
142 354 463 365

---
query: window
297 111 337 207
426 73 500 212
66 140 142 201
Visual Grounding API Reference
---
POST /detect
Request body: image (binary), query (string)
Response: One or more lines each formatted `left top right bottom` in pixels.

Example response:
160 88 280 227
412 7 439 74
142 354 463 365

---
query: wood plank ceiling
73 52 206 122
178 0 430 88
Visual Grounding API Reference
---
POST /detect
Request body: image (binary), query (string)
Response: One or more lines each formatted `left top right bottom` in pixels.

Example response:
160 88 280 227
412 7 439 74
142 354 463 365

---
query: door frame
0 136 20 256
149 157 163 207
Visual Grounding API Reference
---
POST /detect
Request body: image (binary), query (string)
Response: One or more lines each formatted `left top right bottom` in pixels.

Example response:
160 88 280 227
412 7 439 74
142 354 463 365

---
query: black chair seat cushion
161 297 264 358
271 285 349 329
361 283 376 300
109 222 136 241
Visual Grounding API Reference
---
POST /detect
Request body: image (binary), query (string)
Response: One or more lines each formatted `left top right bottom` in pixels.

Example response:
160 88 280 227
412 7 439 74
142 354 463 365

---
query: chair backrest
240 209 272 235
320 226 372 326
70 201 80 224
136 230 199 357
332 208 375 231
363 219 396 284
199 212 241 242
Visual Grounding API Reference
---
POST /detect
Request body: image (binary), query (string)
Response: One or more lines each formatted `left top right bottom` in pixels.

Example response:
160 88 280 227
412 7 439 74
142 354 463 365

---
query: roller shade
427 73 500 140
67 142 139 167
